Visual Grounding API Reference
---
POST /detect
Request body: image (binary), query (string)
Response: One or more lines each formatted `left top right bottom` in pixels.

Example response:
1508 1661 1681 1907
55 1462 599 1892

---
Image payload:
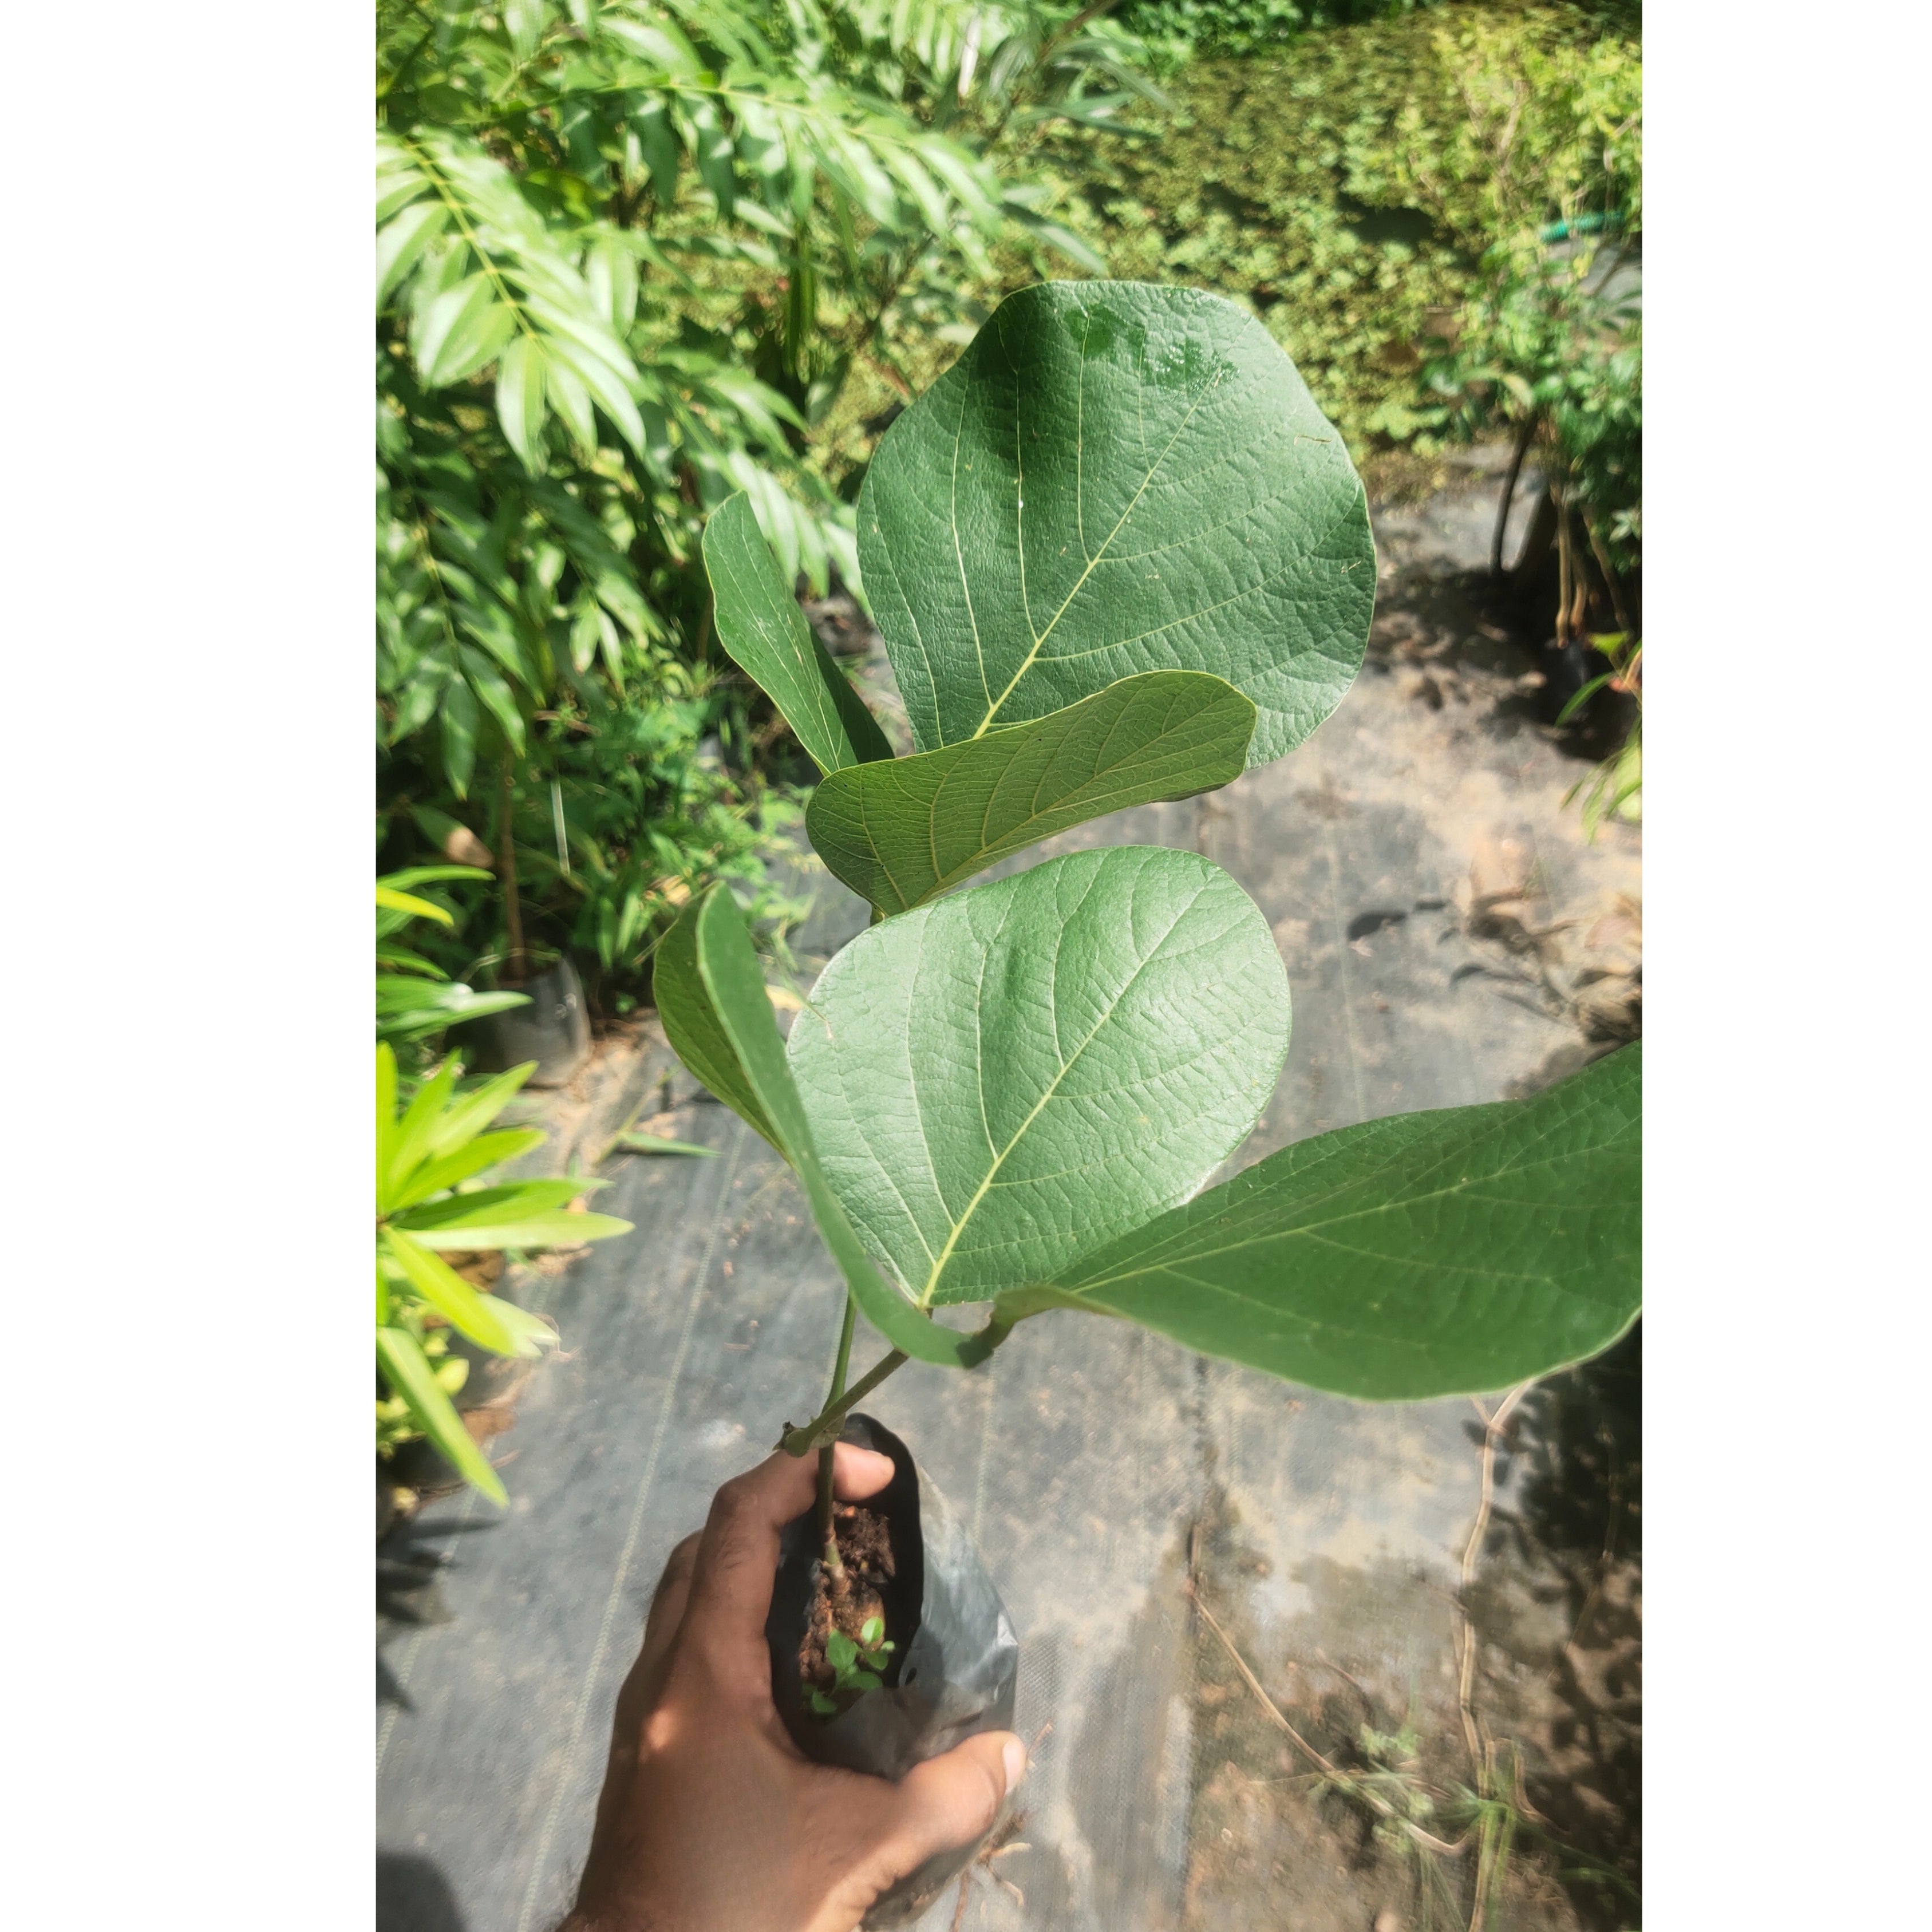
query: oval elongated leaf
424 1062 536 1160
374 884 455 924
388 1129 549 1211
397 1179 600 1227
381 1227 531 1357
376 1042 399 1185
377 198 452 308
417 274 517 388
614 1133 720 1157
703 493 893 774
495 334 548 471
856 281 1374 768
656 893 784 1154
376 985 528 1046
807 670 1255 916
788 847 1291 1306
405 1208 634 1251
1017 1045 1642 1400
440 666 479 797
382 1058 461 1208
377 1326 507 1506
664 886 994 1370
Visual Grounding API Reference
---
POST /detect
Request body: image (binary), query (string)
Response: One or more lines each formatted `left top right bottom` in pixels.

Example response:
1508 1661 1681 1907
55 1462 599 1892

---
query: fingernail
1001 1737 1026 1793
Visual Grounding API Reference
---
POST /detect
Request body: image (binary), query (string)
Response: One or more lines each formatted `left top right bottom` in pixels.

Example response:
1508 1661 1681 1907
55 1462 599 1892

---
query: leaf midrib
1061 1116 1638 1295
914 869 1206 1305
966 305 1226 741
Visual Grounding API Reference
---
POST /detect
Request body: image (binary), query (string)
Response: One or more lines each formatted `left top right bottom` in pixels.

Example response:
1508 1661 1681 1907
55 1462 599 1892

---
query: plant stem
1454 1381 1535 1789
1554 485 1574 646
785 1346 908 1461
1580 506 1637 638
499 760 528 984
815 1293 859 1576
1491 410 1538 579
780 1309 1019 1461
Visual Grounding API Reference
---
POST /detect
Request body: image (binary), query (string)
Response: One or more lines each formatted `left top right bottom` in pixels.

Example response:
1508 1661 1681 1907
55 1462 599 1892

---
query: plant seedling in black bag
809 1617 895 1717
657 284 1641 1779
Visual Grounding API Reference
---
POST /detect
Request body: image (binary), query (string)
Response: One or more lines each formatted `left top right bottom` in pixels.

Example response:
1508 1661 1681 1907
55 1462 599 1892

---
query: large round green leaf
856 280 1374 768
787 847 1291 1306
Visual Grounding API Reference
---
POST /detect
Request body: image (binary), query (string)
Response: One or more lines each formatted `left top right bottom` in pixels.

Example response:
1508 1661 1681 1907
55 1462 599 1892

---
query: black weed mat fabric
377 472 1641 1932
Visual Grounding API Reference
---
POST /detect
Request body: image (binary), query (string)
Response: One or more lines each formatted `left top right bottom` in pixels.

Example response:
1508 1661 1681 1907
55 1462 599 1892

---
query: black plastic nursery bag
767 1413 1020 1926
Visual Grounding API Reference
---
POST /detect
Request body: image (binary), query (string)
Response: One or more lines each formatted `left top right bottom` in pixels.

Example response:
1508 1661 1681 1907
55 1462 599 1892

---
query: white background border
5 5 1926 1927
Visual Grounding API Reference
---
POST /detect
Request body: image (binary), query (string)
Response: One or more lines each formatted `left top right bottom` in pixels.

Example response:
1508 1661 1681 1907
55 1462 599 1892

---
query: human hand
562 1443 1025 1932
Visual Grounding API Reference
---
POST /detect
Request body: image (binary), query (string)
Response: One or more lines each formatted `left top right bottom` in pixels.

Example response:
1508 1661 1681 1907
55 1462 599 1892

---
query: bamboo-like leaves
377 1326 508 1507
807 670 1255 914
376 1041 634 1500
703 492 894 774
378 129 649 464
1010 1045 1642 1400
786 847 1292 1306
655 886 999 1369
858 282 1375 767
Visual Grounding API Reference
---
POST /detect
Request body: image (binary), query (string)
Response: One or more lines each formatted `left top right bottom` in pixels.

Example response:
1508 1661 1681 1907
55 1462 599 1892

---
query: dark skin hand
561 1443 1025 1932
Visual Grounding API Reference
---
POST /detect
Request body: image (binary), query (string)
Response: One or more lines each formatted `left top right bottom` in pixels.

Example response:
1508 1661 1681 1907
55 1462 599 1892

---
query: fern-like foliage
377 0 1131 803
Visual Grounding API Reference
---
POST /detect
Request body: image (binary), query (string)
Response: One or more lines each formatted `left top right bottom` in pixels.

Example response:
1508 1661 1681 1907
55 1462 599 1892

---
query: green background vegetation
375 0 1639 1030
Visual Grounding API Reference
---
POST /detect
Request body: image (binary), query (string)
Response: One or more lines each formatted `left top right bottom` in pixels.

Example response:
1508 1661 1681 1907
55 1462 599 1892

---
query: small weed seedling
808 1616 896 1717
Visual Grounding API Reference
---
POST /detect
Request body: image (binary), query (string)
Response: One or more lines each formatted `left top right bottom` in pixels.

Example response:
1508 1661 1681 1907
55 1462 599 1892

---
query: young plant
376 1041 634 1503
657 282 1641 1605
807 1615 896 1717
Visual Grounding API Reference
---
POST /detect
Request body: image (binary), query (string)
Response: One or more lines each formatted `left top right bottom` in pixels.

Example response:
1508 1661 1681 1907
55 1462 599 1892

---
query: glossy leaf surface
806 670 1255 915
787 847 1291 1306
857 282 1374 767
1020 1045 1642 1399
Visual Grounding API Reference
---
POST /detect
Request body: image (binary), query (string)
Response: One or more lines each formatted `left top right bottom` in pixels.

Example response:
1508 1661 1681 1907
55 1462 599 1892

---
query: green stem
785 1346 908 1461
499 760 528 983
813 1294 859 1575
782 1307 1020 1463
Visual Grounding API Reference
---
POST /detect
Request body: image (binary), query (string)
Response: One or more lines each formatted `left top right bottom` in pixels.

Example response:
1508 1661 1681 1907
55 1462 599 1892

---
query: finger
637 1532 701 1688
592 1532 704 1840
865 1732 1024 1883
681 1444 895 1664
606 1534 701 1748
829 1441 897 1504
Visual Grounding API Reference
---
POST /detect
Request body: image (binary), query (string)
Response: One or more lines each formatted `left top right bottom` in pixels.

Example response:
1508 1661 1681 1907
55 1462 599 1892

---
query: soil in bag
767 1413 1020 1928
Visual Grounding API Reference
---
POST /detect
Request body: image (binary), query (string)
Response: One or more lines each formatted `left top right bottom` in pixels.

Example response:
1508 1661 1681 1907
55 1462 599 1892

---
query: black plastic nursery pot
767 1414 1020 1928
461 955 590 1087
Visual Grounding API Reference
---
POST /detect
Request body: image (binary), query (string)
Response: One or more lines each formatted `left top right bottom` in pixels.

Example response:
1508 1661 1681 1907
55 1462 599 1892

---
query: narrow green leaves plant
376 868 531 1052
376 1042 635 1503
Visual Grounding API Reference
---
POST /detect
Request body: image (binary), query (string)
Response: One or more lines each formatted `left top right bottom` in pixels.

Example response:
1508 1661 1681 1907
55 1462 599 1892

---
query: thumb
872 1731 1024 1880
